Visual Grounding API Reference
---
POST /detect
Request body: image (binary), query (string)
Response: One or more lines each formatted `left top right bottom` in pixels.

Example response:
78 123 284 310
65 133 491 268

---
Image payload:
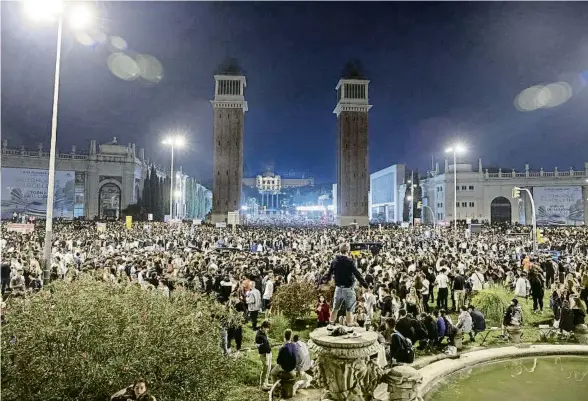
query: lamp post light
445 144 466 242
162 136 185 219
23 0 96 285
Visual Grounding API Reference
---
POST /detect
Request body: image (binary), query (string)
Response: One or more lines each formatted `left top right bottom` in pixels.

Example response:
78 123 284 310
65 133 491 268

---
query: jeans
437 288 449 310
333 286 356 313
532 294 544 311
454 290 465 310
227 326 242 351
259 353 272 387
249 310 259 330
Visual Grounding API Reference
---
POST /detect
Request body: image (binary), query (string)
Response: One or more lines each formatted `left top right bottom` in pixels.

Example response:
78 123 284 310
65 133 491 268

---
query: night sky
2 1 587 183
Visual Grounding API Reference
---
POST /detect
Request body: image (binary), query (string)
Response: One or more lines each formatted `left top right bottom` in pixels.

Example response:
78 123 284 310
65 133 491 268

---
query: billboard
533 186 584 226
1 168 75 220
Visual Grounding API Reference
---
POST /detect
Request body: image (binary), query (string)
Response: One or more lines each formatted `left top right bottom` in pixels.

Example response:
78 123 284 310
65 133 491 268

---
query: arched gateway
490 196 512 224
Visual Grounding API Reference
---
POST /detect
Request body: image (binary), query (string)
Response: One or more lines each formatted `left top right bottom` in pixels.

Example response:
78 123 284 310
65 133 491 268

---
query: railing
483 171 587 180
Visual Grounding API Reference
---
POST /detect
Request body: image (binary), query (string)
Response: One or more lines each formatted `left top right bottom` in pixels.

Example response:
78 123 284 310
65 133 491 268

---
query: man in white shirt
470 269 485 293
262 273 274 315
435 268 450 310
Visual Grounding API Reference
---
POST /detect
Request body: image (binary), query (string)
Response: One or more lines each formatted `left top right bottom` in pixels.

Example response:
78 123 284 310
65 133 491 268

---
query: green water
425 356 588 401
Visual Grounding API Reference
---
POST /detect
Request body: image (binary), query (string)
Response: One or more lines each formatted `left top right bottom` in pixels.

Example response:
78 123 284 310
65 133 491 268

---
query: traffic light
512 187 521 199
417 201 422 209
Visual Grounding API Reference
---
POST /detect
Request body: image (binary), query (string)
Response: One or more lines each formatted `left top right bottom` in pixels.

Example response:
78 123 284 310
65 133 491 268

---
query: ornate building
419 160 588 225
210 65 247 223
334 63 372 226
0 138 211 220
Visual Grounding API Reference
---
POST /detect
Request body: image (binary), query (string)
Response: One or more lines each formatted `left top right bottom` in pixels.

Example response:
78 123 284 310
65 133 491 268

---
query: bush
1 278 241 401
272 281 318 325
471 286 509 323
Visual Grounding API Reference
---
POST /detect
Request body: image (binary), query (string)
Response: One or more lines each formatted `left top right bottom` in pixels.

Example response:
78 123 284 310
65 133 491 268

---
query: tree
141 169 152 216
272 281 318 325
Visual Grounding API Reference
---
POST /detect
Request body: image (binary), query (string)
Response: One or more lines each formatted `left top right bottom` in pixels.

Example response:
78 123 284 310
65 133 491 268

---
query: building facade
420 159 588 225
334 77 372 226
368 164 406 223
211 73 247 223
1 138 146 220
0 138 211 221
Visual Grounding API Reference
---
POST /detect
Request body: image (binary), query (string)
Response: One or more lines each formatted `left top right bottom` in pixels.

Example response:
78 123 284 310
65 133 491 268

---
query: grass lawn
230 288 567 400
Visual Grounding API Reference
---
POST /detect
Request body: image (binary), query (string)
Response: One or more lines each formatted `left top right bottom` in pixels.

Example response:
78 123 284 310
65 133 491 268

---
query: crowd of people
1 218 588 394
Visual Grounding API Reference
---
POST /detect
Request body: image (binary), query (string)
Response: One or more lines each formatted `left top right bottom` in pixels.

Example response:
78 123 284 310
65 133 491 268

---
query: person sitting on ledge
501 298 523 338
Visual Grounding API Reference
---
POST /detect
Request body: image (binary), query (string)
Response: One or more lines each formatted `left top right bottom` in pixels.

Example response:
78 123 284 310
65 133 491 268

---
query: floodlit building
419 159 588 225
368 164 406 223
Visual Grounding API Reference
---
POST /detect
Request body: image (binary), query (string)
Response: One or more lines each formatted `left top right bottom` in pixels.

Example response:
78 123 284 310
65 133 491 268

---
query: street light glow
24 0 64 21
445 144 466 154
162 136 185 147
68 4 95 30
407 196 413 201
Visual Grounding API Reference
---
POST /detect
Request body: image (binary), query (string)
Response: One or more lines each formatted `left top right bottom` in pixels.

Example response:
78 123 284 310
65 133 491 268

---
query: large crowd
1 218 588 395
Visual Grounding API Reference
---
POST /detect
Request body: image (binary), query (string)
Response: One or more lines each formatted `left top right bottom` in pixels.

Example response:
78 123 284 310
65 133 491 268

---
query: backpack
392 332 415 363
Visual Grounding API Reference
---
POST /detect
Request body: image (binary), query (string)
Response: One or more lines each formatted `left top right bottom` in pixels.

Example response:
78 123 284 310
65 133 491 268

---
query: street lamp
23 0 96 285
162 136 185 219
445 144 466 241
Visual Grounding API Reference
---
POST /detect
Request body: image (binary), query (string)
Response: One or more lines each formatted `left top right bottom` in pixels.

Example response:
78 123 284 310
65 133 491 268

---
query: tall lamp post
445 144 466 241
24 0 95 285
162 136 185 219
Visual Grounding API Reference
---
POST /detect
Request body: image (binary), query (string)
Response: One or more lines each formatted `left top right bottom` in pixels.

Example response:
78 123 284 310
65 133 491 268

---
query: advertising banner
96 223 106 232
6 223 35 234
533 186 584 226
126 216 132 230
1 168 75 220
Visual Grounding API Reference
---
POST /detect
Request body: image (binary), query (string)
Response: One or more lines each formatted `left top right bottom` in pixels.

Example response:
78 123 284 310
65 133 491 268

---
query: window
469 202 475 207
456 186 459 191
440 202 443 208
469 185 474 190
456 202 460 207
462 202 467 207
461 186 467 190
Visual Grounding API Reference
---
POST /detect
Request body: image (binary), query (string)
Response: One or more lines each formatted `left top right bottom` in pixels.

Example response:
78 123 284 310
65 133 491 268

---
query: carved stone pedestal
277 370 297 399
383 365 423 401
574 324 588 345
309 327 383 401
506 326 522 344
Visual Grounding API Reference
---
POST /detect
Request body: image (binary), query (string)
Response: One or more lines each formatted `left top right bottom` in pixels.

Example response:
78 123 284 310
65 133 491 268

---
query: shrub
272 281 318 325
1 278 241 401
471 286 509 323
268 313 290 341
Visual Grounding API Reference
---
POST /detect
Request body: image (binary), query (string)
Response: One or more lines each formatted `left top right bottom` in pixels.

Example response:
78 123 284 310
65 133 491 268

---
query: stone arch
98 181 122 220
490 196 512 224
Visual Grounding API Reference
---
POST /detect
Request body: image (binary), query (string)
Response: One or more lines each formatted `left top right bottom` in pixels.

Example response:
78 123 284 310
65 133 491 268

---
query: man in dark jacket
255 320 272 390
271 329 298 383
468 305 486 341
323 243 369 326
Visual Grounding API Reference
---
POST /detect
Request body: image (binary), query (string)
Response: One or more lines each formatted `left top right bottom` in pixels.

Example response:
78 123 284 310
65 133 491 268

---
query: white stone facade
420 159 588 224
369 164 406 223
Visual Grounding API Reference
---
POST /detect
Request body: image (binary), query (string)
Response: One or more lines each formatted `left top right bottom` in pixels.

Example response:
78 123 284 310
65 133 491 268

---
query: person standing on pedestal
323 243 369 326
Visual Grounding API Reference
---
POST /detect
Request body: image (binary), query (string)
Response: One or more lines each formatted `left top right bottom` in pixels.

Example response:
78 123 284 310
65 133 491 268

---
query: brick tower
210 63 247 223
334 63 372 226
